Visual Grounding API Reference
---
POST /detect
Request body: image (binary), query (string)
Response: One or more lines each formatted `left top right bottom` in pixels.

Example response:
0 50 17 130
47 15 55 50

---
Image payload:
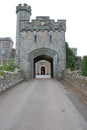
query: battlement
16 3 31 14
36 16 50 21
0 37 13 44
20 16 66 32
16 4 66 32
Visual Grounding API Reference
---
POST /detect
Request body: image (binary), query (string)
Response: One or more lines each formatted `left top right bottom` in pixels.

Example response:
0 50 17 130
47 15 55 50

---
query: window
41 66 45 75
50 35 52 42
2 50 5 54
0 50 5 55
34 35 37 43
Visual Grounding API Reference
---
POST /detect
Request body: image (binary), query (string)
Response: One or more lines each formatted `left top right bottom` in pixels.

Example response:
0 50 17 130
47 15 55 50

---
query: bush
0 60 18 72
82 56 87 76
0 70 3 76
66 42 76 71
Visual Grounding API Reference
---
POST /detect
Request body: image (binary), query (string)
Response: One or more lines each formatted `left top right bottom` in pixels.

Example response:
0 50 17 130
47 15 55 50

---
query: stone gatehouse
15 4 66 79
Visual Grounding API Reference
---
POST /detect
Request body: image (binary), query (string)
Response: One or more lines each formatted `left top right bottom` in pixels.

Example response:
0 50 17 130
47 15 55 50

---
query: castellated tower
16 4 31 64
16 4 66 80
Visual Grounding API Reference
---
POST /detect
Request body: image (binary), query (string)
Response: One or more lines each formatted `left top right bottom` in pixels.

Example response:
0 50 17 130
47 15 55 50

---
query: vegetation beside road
82 56 87 76
0 60 18 76
66 42 76 71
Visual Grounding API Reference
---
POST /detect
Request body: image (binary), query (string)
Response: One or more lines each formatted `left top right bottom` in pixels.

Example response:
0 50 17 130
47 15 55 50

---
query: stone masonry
15 4 66 79
0 37 14 65
62 69 87 97
0 38 13 58
0 71 23 92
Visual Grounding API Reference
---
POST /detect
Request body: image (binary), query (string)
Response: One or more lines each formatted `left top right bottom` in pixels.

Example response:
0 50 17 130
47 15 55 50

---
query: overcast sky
0 0 87 57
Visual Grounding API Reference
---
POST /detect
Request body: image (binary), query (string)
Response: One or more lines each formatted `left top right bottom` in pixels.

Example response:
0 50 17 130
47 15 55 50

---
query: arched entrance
34 55 53 78
41 66 45 75
28 48 59 79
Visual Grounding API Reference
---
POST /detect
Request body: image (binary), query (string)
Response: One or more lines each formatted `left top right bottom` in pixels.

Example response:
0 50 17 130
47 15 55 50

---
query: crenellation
16 3 31 14
0 37 13 43
19 17 66 32
57 20 66 31
36 16 50 20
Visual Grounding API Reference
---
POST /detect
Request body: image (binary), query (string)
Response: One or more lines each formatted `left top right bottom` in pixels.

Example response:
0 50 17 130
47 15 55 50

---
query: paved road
0 79 87 130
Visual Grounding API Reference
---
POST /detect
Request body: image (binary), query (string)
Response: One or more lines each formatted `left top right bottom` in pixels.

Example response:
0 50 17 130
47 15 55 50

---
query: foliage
0 70 3 76
0 60 18 75
66 42 76 71
82 56 87 76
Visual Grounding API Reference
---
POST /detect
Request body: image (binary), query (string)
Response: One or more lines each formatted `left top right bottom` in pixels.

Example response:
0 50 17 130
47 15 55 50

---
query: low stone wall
0 72 23 92
62 69 87 96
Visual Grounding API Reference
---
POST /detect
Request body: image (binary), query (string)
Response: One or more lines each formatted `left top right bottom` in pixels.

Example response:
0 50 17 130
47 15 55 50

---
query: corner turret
16 4 32 65
16 4 31 21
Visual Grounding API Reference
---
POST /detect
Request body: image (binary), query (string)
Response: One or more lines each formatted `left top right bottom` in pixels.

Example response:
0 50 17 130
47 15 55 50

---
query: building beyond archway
35 60 51 75
41 66 45 75
34 55 53 78
15 4 66 79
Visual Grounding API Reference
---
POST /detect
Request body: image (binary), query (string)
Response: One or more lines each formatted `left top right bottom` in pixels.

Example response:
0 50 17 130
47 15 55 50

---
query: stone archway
34 55 53 78
28 47 59 79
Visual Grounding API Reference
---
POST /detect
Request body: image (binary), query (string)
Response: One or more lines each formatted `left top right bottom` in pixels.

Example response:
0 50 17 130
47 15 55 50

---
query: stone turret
16 4 31 64
16 4 31 21
16 3 31 32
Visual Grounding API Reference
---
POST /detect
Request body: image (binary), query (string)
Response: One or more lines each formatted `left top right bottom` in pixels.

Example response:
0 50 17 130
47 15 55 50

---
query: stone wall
0 72 23 92
62 69 87 96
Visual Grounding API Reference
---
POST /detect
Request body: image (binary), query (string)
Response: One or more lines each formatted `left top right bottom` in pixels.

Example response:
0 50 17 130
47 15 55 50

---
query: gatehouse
15 4 66 79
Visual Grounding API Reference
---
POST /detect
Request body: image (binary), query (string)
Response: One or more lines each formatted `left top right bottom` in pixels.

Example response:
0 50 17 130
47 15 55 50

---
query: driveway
0 79 87 130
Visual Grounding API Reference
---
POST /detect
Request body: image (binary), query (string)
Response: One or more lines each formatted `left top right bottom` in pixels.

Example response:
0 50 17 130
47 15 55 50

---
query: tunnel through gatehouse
34 55 53 78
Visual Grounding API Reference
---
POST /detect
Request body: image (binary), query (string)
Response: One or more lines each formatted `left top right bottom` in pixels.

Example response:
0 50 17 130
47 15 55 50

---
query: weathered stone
0 37 13 61
0 72 23 92
62 69 87 96
16 4 66 79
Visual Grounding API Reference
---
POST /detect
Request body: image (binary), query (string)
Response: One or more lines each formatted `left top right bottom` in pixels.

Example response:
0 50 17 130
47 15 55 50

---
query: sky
0 0 87 57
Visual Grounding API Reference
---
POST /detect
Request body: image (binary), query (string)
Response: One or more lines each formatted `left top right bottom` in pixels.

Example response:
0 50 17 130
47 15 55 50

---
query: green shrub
82 56 87 76
66 42 76 71
0 60 18 72
0 70 3 76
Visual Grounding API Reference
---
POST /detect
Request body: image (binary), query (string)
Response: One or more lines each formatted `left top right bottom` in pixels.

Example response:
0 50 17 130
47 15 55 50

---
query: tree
82 56 87 76
66 42 76 70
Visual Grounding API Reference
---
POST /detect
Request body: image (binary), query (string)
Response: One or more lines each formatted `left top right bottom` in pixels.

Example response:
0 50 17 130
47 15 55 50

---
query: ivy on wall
66 42 76 71
82 56 87 76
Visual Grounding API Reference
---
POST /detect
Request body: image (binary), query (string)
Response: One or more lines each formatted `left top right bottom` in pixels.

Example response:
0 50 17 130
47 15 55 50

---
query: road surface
0 79 87 130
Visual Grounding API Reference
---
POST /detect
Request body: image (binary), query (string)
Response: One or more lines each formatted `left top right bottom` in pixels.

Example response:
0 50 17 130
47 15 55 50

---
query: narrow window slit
50 35 52 42
35 35 37 42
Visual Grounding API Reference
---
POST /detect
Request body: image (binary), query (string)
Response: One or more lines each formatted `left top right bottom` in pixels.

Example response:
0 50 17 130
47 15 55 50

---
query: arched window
41 66 45 75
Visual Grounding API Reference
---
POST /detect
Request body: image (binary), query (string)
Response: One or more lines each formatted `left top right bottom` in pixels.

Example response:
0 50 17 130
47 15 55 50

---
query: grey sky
0 0 87 56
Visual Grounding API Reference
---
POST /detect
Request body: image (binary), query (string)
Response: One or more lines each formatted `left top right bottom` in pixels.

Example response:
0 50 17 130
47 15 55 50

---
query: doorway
41 66 45 75
34 55 53 78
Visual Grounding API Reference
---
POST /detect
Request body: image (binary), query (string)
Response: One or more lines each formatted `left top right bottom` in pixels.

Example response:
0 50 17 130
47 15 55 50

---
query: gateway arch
28 48 59 78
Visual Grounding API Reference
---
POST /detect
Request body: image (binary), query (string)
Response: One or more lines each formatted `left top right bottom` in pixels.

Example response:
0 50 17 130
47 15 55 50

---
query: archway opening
34 55 53 78
41 66 45 75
